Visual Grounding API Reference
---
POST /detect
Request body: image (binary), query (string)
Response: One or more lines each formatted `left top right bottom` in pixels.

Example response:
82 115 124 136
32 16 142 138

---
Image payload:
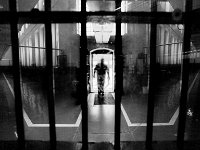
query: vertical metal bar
44 0 57 149
115 0 122 150
80 0 88 149
146 0 157 149
9 0 25 149
177 0 192 149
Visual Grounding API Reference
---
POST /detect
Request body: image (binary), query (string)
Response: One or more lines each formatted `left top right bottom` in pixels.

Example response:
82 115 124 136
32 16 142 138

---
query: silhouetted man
93 58 110 96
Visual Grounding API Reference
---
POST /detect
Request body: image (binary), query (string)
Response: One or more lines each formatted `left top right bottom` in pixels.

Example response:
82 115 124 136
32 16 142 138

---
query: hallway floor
0 70 200 142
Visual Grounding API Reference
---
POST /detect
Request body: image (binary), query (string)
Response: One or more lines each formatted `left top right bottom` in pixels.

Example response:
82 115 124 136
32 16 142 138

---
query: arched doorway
89 48 115 93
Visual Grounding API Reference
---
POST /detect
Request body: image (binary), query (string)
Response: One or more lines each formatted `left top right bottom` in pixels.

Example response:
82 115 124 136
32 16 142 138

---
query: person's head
100 58 104 64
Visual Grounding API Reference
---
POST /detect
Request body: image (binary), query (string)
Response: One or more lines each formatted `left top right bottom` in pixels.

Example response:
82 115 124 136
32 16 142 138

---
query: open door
90 48 114 93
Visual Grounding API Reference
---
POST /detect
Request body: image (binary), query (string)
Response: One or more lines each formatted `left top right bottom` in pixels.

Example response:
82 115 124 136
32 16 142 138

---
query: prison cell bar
114 0 123 150
9 0 25 149
3 0 196 149
0 11 189 24
80 0 89 149
177 0 193 149
146 0 157 149
44 0 57 149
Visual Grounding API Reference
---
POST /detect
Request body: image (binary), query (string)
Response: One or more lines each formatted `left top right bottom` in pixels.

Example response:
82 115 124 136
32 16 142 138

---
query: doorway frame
89 48 115 93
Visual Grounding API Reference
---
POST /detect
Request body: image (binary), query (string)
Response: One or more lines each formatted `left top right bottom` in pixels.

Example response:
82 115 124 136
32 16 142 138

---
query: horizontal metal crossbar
0 11 199 24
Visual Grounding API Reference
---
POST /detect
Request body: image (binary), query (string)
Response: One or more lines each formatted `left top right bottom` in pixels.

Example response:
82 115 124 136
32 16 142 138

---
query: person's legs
101 75 105 95
97 75 101 95
97 75 104 95
100 75 105 95
97 75 104 103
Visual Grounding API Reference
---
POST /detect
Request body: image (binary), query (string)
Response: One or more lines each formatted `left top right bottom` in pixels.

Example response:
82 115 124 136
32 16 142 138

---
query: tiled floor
0 70 200 142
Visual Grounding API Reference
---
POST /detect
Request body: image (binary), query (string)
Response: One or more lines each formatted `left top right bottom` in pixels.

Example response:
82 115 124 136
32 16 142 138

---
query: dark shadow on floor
94 93 115 105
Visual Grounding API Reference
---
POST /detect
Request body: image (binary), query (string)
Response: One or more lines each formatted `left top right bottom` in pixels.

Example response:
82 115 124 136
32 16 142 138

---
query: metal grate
0 0 196 149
